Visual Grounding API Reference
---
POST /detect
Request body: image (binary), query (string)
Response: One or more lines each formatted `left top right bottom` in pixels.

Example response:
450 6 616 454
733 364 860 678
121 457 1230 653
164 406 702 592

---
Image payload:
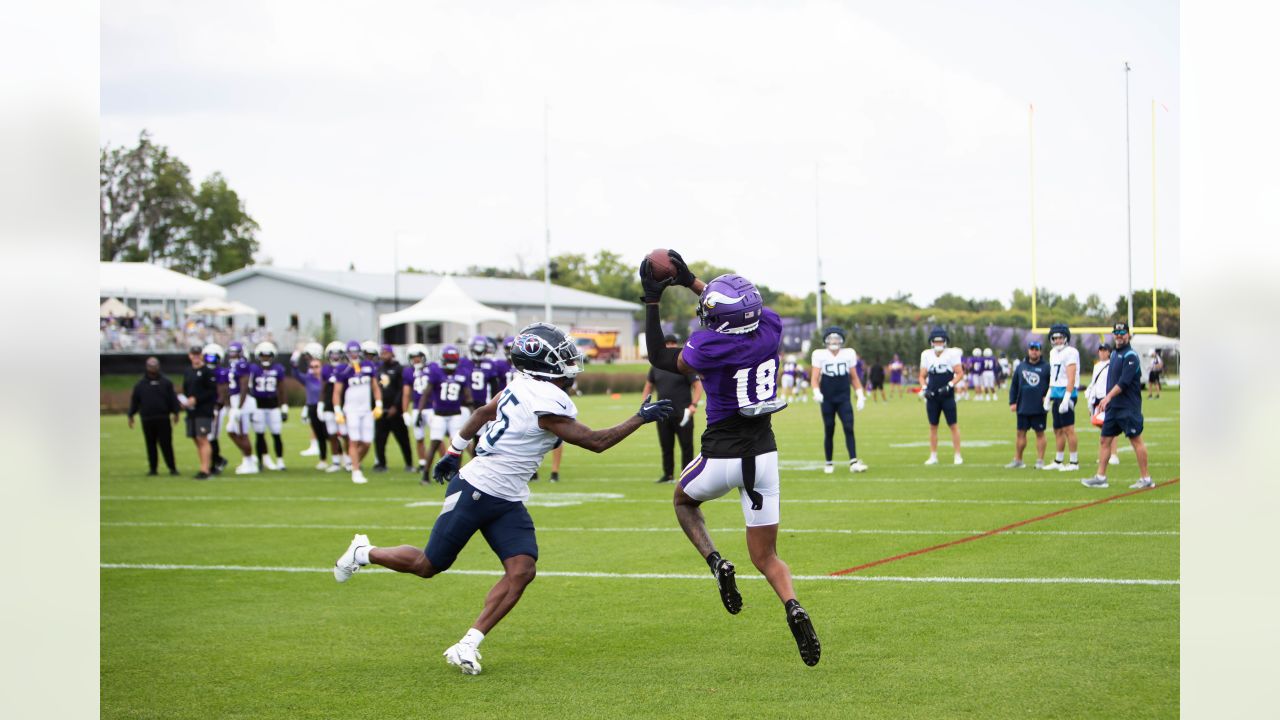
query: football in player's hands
644 248 677 281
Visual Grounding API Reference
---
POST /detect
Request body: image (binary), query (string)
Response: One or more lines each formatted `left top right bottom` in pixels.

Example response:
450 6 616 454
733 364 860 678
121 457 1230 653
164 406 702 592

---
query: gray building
214 266 642 356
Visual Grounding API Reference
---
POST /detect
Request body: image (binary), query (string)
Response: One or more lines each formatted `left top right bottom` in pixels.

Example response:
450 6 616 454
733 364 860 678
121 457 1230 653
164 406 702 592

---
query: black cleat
550 472 559 483
655 474 672 484
786 602 821 666
711 558 742 615
193 471 210 481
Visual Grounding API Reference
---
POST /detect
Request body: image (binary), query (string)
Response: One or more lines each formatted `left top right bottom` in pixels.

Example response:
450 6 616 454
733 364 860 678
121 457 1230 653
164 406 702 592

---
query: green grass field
101 389 1179 719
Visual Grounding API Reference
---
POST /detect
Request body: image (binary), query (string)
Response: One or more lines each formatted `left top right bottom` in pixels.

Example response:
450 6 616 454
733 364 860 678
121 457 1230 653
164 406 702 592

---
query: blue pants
425 474 538 572
820 396 856 462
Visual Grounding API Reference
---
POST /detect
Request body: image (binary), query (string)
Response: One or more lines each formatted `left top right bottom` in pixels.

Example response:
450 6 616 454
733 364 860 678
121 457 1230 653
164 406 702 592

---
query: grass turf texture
102 389 1179 718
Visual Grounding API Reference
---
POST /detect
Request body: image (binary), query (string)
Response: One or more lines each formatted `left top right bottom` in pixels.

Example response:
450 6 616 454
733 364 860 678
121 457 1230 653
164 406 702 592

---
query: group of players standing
190 335 525 486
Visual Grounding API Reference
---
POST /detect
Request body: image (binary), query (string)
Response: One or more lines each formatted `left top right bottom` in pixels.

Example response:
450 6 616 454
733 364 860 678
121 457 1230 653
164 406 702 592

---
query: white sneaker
953 455 963 465
924 456 939 466
333 533 369 582
326 462 343 473
262 456 279 471
1109 455 1121 466
1004 460 1025 469
315 461 329 471
1081 476 1110 489
1034 459 1045 469
351 470 368 485
1058 462 1079 472
849 459 868 473
443 643 483 675
300 443 319 457
273 459 286 472
823 463 834 475
1129 478 1155 489
343 458 353 471
1042 461 1063 471
234 459 259 475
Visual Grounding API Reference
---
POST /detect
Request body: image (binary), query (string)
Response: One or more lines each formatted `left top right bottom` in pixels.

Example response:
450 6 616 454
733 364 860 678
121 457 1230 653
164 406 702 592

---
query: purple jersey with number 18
681 307 782 426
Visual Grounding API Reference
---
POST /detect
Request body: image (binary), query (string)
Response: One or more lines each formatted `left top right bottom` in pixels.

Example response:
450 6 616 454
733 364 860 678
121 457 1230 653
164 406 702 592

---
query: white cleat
953 455 964 465
823 463 834 475
300 445 319 457
443 643 483 675
849 459 868 473
1042 461 1063 471
1109 455 1121 466
333 533 369 582
1004 460 1026 469
351 470 368 485
1033 460 1045 469
1129 478 1155 489
1058 463 1079 472
234 459 259 475
261 456 279 471
273 459 286 472
923 456 939 466
326 463 343 473
1081 476 1110 489
343 459 353 471
315 461 329 471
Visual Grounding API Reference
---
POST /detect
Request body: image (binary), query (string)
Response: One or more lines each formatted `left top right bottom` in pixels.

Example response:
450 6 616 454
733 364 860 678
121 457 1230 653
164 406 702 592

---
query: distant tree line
101 130 260 279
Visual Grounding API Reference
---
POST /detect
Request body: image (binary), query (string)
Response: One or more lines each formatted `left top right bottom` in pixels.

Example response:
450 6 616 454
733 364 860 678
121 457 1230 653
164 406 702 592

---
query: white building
100 262 227 321
214 266 641 353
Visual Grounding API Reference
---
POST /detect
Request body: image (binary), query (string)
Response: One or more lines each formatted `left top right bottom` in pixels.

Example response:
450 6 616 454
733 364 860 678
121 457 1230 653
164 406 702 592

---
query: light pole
814 162 824 333
543 100 552 324
1124 61 1134 329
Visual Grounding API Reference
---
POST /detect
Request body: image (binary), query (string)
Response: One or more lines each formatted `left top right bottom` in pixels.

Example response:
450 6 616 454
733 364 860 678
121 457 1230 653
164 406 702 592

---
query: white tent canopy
187 297 234 315
1129 334 1179 354
99 297 135 318
100 262 227 301
379 275 517 339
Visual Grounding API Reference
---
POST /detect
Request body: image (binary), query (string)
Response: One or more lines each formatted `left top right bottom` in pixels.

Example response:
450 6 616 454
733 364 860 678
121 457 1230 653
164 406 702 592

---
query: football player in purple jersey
321 341 350 472
416 345 473 482
639 250 820 667
401 344 432 471
495 336 517 388
224 341 258 474
333 340 384 485
240 341 289 471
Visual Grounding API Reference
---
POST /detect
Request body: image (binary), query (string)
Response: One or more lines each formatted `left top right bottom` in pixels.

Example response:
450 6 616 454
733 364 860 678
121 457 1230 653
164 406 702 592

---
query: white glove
679 408 693 427
403 409 415 428
317 402 326 415
301 405 309 422
812 388 823 403
855 389 866 412
1043 393 1053 412
1058 396 1073 414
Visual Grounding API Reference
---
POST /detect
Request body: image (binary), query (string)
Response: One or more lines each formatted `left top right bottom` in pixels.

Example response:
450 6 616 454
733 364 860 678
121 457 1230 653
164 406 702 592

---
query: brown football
645 248 676 280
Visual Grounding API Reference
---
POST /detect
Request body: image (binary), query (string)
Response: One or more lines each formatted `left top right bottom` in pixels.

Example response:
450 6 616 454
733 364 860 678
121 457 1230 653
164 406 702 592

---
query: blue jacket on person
1106 346 1144 414
1008 357 1050 415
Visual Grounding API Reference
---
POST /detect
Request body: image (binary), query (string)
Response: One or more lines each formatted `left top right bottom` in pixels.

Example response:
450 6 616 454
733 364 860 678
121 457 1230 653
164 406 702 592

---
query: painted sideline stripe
101 521 1179 537
98 563 1177 586
101 495 1179 506
832 479 1182 576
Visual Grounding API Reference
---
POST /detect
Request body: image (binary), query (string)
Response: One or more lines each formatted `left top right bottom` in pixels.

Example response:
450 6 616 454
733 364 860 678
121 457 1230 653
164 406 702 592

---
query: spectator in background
128 356 182 476
888 353 905 399
1085 343 1120 467
868 360 887 403
1147 349 1164 399
373 344 414 473
182 345 220 480
641 334 703 483
292 344 330 469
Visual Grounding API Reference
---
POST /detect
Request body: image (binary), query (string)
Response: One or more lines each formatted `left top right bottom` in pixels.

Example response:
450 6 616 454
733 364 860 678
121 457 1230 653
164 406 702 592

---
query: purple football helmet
345 340 362 360
227 341 244 359
697 274 764 334
441 344 461 371
468 335 488 359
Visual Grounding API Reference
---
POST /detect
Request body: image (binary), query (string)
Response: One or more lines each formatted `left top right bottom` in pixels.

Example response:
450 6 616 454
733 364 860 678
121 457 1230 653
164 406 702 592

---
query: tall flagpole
814 162 824 333
1124 62 1134 329
543 100 552 324
1029 103 1037 329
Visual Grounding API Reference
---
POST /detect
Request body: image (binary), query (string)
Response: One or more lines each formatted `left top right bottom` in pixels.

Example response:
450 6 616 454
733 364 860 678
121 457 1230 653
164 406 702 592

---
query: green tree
184 172 260 278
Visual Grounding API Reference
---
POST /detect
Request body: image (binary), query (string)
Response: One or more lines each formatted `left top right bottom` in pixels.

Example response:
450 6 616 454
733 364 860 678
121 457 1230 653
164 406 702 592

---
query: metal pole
1124 62 1134 329
814 162 824 332
1029 103 1037 329
543 100 552 324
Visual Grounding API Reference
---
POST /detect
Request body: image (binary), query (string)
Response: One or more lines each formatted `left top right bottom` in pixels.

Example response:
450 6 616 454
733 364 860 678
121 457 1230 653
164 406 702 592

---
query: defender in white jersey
1043 323 1081 471
333 323 673 675
918 328 965 465
809 327 867 474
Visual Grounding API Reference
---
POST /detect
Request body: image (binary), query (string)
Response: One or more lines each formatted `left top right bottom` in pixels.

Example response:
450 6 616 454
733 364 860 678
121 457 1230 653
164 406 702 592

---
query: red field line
829 478 1180 576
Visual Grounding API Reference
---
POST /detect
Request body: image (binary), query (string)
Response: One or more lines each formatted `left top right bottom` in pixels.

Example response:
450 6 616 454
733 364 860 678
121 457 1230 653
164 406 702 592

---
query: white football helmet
324 341 345 363
983 348 993 357
202 343 224 364
971 347 982 357
304 341 324 358
255 341 277 363
360 340 379 357
407 344 428 364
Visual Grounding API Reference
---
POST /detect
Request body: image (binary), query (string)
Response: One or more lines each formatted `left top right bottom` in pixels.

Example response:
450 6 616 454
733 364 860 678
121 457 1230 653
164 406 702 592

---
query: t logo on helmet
517 335 541 355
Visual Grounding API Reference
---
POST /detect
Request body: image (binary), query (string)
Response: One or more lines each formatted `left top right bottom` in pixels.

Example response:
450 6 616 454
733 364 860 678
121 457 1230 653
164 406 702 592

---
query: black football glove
667 250 697 288
636 394 674 423
432 450 461 483
638 258 673 303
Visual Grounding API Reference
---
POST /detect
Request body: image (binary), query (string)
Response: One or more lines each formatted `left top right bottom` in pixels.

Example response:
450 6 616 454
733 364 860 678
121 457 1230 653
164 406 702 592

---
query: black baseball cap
663 333 679 344
1112 322 1130 336
188 345 203 354
1098 343 1113 352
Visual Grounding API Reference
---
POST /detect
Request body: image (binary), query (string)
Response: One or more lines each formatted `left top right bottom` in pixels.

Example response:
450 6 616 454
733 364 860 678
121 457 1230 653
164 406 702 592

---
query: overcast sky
101 0 1178 306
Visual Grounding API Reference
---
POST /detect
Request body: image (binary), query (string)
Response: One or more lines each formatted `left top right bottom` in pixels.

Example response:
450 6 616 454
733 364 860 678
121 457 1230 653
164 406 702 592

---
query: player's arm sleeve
1118 354 1141 387
129 382 141 417
644 303 679 372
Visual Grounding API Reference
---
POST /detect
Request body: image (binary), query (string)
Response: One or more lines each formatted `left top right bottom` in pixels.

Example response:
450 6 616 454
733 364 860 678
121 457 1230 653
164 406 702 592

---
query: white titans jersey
919 347 964 386
811 348 858 378
460 375 577 502
1048 345 1080 389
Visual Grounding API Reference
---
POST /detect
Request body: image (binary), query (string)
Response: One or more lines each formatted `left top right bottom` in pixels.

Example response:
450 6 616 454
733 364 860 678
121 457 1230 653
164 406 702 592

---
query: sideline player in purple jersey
240 341 289 471
401 344 432 471
321 341 350 472
496 337 517 387
224 341 258 474
640 249 820 667
417 345 473 482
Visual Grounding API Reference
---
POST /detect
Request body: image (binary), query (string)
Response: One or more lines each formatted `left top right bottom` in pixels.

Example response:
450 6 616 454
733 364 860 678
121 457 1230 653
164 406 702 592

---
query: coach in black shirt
128 356 182 476
643 334 704 483
373 344 413 472
182 346 219 479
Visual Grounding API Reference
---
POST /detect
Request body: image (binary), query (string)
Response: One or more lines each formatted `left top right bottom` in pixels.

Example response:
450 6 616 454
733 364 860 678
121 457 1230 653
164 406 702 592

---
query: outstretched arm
538 396 673 453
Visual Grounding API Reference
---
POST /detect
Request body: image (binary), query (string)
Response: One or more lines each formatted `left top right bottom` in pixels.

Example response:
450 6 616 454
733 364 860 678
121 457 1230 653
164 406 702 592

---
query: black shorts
186 415 214 439
1052 399 1076 429
425 474 538 572
925 394 957 426
1017 413 1047 432
1101 412 1144 439
1148 371 1162 383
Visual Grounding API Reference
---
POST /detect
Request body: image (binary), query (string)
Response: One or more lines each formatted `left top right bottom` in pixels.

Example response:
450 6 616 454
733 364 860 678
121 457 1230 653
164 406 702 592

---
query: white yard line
101 521 1178 537
98 563 1178 586
101 495 1179 505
